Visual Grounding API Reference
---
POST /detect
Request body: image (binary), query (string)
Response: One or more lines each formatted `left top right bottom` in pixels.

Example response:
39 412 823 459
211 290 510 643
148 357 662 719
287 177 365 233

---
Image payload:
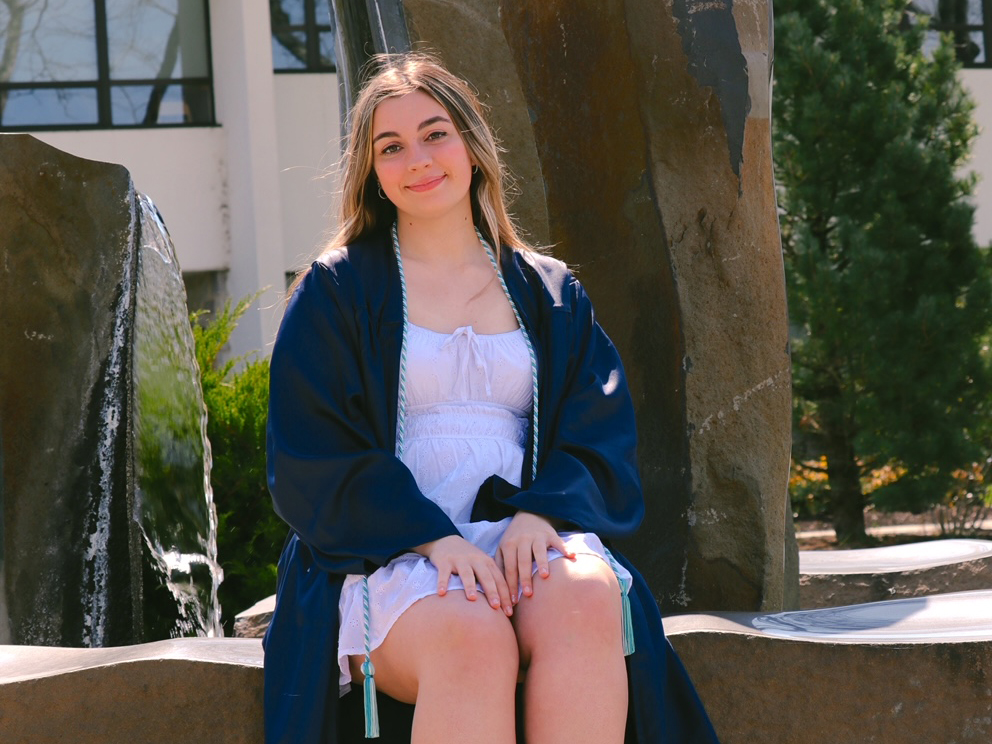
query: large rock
0 134 141 645
666 590 992 743
333 0 794 613
0 134 220 646
0 639 263 743
233 594 275 639
799 539 992 608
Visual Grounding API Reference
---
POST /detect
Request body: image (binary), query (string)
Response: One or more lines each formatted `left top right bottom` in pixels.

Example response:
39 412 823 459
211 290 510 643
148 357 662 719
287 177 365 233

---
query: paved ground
795 514 992 549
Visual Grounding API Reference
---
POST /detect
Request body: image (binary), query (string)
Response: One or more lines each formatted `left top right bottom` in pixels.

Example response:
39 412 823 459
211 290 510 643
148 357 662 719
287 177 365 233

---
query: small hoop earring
472 165 479 175
377 182 386 200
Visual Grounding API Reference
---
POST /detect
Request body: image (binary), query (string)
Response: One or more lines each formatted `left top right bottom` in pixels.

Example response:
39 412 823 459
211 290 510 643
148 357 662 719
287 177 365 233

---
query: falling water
131 193 223 639
81 185 137 648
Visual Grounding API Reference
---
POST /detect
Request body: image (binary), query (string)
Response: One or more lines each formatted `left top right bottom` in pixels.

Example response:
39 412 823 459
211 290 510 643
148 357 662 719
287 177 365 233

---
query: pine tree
774 0 992 543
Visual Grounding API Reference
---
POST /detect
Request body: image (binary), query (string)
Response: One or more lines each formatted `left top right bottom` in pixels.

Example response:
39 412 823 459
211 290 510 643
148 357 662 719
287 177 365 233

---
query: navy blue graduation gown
263 230 719 743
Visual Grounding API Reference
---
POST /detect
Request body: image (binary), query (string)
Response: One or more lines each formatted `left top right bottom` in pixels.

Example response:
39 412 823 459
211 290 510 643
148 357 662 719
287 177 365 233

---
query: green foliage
774 0 992 541
193 295 284 634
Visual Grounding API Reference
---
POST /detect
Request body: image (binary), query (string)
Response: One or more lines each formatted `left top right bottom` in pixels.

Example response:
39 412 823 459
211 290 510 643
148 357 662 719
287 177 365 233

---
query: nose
407 142 432 169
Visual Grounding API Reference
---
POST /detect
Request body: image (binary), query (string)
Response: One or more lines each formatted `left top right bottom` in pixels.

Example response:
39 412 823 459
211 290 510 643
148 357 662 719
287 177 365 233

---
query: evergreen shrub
192 296 284 635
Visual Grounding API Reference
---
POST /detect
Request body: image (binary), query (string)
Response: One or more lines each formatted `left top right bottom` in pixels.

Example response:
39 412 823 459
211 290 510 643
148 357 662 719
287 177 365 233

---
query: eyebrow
372 115 452 144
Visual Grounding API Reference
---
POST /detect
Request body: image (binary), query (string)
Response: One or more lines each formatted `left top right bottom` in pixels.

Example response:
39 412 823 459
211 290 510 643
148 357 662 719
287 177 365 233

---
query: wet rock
0 133 141 646
0 134 220 646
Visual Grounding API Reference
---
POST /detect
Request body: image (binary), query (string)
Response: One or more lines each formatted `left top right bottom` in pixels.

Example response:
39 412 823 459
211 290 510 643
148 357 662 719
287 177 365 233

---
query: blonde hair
294 52 530 291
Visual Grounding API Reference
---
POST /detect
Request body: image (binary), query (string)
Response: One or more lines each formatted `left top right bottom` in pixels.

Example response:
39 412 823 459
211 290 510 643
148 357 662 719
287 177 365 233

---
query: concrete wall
35 127 230 272
962 70 992 249
274 73 342 275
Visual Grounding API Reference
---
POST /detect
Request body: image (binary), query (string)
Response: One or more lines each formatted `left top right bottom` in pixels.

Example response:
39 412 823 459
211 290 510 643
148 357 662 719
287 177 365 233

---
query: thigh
349 589 518 703
510 553 622 665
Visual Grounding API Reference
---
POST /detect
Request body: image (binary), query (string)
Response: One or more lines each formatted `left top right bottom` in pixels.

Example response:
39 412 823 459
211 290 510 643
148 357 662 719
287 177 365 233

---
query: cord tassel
362 658 380 738
361 576 379 738
620 578 635 656
604 549 635 656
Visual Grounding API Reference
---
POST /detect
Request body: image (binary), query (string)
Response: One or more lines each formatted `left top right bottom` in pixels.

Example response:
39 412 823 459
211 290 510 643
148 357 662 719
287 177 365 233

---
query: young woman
263 53 719 744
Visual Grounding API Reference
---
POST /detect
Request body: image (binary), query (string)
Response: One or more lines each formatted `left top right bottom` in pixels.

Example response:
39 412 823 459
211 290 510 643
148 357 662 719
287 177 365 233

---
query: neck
394 212 483 266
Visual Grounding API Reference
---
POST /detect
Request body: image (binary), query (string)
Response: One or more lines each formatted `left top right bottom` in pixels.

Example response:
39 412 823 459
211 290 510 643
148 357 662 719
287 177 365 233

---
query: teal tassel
604 549 635 656
362 659 380 738
620 579 635 656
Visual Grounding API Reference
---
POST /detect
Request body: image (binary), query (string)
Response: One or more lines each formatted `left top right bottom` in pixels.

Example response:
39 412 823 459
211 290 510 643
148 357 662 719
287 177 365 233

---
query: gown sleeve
267 258 460 575
473 270 645 538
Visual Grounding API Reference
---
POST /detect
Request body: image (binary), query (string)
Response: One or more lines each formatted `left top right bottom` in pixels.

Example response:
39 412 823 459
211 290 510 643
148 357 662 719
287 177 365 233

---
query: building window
270 0 337 73
0 0 214 130
914 0 992 67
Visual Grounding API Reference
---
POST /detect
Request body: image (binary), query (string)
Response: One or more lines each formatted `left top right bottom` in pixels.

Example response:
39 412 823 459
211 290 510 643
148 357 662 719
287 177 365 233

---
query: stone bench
799 538 992 608
0 638 263 743
666 589 992 744
5 592 991 743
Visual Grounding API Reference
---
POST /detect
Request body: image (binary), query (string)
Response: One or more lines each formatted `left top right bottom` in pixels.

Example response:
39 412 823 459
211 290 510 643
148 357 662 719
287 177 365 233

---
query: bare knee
515 556 623 660
427 594 520 677
358 592 519 702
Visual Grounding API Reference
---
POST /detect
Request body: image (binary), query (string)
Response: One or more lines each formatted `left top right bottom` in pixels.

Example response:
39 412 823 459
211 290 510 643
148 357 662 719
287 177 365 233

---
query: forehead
371 90 450 134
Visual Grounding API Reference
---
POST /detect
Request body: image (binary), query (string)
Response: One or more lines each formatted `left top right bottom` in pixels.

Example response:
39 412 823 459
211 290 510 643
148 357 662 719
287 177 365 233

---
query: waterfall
132 193 223 639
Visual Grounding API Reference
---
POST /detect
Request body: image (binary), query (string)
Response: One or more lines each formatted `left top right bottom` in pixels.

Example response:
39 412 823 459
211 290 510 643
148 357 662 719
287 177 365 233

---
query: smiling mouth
406 175 446 193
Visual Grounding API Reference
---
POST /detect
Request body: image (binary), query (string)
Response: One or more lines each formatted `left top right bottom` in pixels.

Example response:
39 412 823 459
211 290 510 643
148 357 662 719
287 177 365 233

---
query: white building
1 1 990 358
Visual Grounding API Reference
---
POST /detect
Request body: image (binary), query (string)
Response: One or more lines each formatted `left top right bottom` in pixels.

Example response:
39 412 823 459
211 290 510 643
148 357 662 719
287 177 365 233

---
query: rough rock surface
799 539 992 608
0 133 141 645
0 638 263 743
233 594 275 638
666 590 992 743
0 133 218 645
340 0 794 614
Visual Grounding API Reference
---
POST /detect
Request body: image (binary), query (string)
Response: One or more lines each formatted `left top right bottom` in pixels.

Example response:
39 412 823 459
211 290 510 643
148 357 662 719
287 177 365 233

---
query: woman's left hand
496 511 576 603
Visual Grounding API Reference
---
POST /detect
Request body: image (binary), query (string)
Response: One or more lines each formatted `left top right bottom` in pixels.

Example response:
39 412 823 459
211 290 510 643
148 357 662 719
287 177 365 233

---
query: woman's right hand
414 535 514 616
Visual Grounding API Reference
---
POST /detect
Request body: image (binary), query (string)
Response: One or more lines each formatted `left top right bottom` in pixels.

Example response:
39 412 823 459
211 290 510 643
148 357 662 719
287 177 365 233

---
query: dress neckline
409 322 522 339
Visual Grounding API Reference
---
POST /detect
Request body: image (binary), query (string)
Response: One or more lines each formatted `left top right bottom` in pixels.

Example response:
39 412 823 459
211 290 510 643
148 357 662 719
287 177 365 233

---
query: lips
406 174 446 193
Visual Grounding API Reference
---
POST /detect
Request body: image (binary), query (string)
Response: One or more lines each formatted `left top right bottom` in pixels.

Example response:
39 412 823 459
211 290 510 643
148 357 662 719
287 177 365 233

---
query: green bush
192 296 285 635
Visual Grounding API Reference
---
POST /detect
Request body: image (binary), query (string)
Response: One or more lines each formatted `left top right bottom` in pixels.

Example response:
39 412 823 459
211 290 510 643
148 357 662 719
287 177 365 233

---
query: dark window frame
925 0 992 68
271 0 337 74
0 0 216 131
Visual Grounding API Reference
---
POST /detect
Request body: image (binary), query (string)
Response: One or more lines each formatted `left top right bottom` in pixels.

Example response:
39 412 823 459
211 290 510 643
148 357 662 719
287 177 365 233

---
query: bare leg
350 590 518 744
511 554 628 744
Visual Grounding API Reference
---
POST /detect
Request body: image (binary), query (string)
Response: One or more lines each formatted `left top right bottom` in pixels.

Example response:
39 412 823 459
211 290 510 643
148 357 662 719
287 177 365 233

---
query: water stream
131 193 223 639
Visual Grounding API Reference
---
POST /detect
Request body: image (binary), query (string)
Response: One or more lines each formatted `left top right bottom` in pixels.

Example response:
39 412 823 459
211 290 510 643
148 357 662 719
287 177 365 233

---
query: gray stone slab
233 594 275 638
799 539 992 608
0 638 263 744
800 538 992 574
666 591 992 743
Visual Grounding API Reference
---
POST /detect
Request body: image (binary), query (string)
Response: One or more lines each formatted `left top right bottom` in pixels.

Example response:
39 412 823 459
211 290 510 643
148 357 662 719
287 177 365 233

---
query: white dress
336 323 631 693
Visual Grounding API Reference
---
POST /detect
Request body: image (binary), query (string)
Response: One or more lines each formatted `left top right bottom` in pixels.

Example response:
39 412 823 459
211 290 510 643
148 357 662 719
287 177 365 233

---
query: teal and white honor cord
358 224 633 737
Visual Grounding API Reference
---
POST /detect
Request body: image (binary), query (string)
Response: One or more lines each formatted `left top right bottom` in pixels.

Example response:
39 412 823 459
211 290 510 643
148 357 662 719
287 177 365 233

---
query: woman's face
370 90 475 224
